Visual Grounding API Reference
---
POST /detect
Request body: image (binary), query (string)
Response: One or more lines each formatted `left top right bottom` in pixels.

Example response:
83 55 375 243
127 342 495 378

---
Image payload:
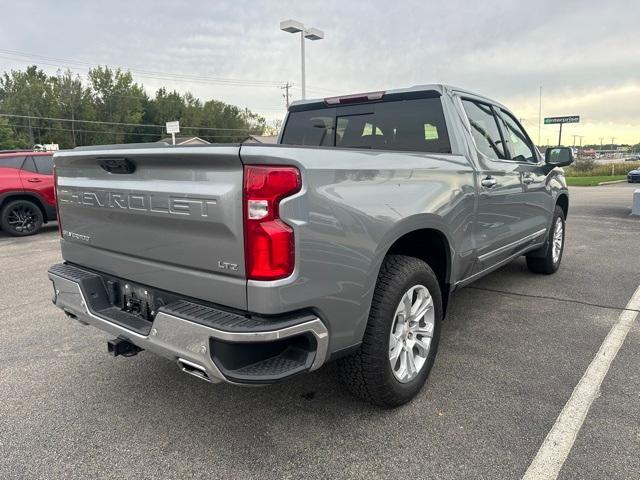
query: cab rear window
281 97 451 154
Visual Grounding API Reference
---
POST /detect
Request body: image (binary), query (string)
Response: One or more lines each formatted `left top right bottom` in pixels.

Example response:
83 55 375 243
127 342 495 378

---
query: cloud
2 0 638 142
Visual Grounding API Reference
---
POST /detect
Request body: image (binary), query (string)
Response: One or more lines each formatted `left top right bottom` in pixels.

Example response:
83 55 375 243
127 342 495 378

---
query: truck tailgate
54 145 247 309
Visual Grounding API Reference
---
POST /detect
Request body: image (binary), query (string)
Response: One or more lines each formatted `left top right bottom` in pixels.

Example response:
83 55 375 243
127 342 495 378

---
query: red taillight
243 165 301 280
53 163 62 237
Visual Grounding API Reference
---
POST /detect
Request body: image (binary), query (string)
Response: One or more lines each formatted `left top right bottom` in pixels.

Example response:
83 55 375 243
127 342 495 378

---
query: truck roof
289 83 509 112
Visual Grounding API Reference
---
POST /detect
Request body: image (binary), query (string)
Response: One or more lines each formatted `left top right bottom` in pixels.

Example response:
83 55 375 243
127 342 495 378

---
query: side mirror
545 147 573 167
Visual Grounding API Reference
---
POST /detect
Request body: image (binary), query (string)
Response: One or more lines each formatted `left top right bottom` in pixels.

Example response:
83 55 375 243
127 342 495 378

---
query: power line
0 113 262 132
5 122 160 137
0 49 284 88
4 122 252 139
0 48 341 95
291 84 342 95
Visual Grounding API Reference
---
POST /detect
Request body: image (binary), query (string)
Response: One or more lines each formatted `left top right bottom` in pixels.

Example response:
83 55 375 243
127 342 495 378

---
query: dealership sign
544 116 580 125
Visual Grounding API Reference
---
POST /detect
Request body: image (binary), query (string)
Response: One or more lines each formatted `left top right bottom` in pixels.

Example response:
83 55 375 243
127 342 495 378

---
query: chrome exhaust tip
177 358 211 383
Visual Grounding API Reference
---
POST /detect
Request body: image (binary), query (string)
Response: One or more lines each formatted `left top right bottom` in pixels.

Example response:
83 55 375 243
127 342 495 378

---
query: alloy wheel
552 217 563 264
388 284 435 383
7 204 38 234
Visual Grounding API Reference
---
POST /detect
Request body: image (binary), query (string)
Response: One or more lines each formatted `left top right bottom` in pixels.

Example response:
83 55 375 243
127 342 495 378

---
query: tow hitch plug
107 336 143 357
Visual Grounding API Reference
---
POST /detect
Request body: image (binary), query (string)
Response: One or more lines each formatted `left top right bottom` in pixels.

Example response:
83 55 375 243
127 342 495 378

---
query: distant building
157 136 210 145
243 135 278 144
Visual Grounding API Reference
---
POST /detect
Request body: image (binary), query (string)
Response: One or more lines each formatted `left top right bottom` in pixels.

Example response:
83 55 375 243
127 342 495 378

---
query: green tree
0 117 25 149
51 70 95 147
0 65 56 145
88 66 148 144
0 64 265 148
145 88 184 124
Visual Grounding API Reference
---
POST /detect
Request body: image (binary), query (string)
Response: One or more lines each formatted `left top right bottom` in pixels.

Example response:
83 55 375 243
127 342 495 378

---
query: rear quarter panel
0 167 24 198
241 145 476 353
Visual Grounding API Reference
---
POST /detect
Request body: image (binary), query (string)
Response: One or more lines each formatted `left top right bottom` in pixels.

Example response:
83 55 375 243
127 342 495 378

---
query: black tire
526 205 565 274
0 200 44 236
338 255 442 408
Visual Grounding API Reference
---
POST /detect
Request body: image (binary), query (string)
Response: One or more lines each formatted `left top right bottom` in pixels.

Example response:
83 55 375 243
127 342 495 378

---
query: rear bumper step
48 263 328 384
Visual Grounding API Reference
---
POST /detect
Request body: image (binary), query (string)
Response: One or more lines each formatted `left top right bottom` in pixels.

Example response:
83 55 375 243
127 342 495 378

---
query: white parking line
523 285 640 480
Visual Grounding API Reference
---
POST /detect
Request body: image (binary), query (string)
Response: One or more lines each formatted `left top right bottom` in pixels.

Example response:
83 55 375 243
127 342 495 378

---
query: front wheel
338 255 442 407
526 205 565 274
0 200 44 236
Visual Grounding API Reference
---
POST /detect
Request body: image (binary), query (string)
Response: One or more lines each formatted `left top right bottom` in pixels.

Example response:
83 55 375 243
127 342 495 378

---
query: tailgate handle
97 158 136 174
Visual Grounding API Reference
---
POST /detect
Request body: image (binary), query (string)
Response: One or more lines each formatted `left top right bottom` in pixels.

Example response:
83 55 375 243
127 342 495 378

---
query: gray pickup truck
48 84 572 406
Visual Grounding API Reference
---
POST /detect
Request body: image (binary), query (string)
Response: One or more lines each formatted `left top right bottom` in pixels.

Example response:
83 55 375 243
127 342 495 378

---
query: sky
2 0 639 145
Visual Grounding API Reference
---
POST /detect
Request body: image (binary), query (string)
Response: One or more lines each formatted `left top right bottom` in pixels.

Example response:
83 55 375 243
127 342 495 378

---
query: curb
598 179 628 186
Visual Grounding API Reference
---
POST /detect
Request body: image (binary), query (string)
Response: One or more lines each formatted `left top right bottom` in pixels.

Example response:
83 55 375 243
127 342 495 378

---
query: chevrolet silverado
48 85 573 406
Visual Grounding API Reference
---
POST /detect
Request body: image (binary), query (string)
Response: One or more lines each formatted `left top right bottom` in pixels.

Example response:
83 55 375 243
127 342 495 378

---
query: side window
498 110 537 163
33 155 54 175
461 100 506 160
21 157 38 173
0 155 26 169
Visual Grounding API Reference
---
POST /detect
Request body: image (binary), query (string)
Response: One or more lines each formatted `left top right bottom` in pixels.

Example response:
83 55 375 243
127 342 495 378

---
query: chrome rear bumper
48 264 328 384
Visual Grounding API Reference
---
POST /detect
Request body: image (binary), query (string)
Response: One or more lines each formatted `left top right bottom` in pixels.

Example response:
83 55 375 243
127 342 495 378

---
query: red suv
0 150 56 236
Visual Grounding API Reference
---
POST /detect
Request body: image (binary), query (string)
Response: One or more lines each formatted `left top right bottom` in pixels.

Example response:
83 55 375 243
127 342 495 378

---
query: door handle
481 176 497 188
27 178 42 183
522 176 534 185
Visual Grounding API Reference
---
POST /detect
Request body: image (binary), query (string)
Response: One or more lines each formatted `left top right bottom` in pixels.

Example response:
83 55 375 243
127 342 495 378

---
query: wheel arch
556 193 569 219
0 193 48 222
381 225 453 315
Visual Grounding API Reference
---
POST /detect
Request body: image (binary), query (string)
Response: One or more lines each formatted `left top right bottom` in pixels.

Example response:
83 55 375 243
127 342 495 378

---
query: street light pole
280 19 324 100
538 86 542 145
300 29 306 99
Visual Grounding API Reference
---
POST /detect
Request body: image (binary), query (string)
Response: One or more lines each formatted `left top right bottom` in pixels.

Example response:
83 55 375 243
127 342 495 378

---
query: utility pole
281 82 292 109
600 137 604 150
579 135 584 147
572 134 578 146
611 137 616 150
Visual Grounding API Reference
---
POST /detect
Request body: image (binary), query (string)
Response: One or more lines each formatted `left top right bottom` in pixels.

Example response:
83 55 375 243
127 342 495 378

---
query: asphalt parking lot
1 183 639 480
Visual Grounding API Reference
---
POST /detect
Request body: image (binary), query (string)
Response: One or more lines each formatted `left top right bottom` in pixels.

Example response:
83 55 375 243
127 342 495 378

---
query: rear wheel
338 255 442 407
0 200 43 236
526 205 565 274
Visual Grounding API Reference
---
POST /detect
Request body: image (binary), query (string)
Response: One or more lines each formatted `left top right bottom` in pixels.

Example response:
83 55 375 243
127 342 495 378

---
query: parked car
628 167 640 183
0 151 56 236
48 84 573 406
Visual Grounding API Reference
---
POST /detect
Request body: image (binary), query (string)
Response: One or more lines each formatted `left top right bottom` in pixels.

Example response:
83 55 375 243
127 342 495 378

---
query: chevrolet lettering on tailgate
57 188 218 218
